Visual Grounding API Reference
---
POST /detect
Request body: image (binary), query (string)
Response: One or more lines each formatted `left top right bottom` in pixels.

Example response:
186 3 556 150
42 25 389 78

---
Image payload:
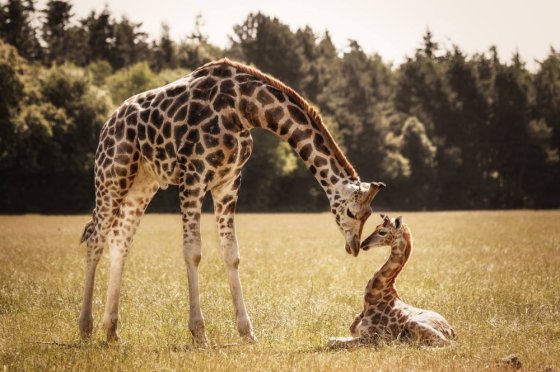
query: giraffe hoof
79 330 93 341
191 328 209 347
192 335 209 348
106 332 120 342
237 317 255 340
79 315 94 340
103 315 120 342
242 333 258 343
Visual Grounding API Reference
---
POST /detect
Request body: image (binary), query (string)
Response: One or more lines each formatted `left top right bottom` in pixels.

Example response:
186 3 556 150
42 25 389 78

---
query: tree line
0 0 558 213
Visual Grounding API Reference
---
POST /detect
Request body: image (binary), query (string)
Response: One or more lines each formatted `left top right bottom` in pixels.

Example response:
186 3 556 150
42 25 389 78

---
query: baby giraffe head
360 214 403 251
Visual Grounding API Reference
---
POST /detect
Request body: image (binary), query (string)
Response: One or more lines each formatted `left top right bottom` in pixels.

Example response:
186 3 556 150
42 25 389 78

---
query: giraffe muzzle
345 236 361 257
360 238 374 251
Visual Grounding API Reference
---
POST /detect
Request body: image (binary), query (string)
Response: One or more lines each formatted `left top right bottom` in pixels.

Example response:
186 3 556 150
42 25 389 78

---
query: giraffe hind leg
80 220 96 244
103 164 159 341
79 125 140 340
79 190 124 339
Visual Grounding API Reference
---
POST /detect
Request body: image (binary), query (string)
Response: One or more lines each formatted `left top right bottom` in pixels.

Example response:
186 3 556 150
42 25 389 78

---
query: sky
63 0 559 70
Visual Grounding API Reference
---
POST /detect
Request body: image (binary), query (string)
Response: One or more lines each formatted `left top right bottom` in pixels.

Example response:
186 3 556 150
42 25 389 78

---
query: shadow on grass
25 337 449 357
26 339 261 353
302 338 449 354
26 340 131 349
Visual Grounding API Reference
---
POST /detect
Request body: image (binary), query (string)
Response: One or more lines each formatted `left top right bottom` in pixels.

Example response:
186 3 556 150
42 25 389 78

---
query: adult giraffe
79 58 385 344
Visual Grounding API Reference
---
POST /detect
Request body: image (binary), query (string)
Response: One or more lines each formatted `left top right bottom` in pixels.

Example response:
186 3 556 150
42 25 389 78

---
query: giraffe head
360 214 403 251
333 181 385 257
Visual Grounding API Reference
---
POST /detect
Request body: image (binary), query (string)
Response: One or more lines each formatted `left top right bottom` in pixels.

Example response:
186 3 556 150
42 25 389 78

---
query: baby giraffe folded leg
405 321 452 346
327 336 365 349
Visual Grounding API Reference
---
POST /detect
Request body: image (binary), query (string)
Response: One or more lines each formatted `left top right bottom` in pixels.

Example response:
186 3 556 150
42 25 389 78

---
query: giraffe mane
195 58 359 181
401 224 413 262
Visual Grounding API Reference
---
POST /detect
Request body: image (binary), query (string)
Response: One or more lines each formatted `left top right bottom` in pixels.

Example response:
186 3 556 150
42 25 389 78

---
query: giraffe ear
382 214 391 226
394 216 402 229
361 181 385 204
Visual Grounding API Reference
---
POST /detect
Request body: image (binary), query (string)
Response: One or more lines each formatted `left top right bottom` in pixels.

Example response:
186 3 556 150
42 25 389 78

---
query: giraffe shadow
307 336 448 354
27 340 122 349
29 339 244 353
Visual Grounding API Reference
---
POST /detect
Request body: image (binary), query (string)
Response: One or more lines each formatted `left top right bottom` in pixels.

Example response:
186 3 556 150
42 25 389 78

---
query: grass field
0 211 559 371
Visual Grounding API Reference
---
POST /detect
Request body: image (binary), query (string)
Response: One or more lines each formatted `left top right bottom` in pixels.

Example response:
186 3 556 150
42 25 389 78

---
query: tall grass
0 211 558 370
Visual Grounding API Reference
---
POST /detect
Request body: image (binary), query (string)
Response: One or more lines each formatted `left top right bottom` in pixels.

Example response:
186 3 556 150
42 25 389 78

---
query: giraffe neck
365 226 413 303
237 81 359 198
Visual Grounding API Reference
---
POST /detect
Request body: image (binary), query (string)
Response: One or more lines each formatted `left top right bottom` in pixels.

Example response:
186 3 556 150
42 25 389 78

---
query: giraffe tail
80 219 96 245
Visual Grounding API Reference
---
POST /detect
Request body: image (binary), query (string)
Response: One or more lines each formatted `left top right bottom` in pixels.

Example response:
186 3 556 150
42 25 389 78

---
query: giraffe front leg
179 184 208 346
327 336 369 349
212 175 255 341
219 227 255 341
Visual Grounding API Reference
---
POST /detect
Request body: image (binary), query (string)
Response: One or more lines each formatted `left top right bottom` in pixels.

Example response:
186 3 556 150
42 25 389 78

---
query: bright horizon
46 0 560 70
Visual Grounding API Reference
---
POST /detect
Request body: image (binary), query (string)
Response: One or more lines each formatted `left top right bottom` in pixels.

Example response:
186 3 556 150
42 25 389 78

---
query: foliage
0 40 26 166
230 12 304 90
41 0 72 65
0 2 559 211
0 0 42 60
105 62 159 104
86 60 113 86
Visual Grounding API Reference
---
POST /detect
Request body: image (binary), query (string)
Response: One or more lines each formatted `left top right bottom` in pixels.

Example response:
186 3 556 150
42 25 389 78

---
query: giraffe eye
378 230 387 236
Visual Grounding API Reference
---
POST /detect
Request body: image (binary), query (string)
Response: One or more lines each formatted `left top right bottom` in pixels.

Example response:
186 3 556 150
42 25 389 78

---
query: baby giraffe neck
364 225 413 304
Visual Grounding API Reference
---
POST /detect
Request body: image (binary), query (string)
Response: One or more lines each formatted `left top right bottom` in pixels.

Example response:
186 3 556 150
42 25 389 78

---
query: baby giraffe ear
394 216 403 229
379 213 386 220
381 214 391 227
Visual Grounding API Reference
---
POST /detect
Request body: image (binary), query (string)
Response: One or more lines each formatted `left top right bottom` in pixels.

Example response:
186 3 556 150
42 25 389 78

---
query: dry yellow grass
0 211 559 371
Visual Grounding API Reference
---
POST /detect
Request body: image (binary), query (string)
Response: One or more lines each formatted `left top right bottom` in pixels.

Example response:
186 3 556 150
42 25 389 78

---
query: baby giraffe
329 214 455 348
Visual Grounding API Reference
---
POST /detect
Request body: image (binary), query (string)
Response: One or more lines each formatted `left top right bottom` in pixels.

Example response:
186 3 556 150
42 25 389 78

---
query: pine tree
41 0 72 64
0 0 42 60
230 12 304 90
152 22 176 71
81 7 115 65
111 16 148 69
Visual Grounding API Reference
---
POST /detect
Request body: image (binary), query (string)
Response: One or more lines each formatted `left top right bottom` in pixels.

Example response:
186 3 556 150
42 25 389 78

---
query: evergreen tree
152 22 176 71
441 46 491 207
189 13 208 44
41 0 72 64
0 0 42 60
387 116 437 208
63 24 88 65
488 53 534 207
111 16 149 69
81 7 115 65
0 40 27 168
230 12 304 90
295 26 320 101
321 40 393 182
534 49 560 155
175 14 223 71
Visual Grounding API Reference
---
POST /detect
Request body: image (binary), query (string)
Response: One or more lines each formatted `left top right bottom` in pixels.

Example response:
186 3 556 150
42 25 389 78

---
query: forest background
1 0 558 213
